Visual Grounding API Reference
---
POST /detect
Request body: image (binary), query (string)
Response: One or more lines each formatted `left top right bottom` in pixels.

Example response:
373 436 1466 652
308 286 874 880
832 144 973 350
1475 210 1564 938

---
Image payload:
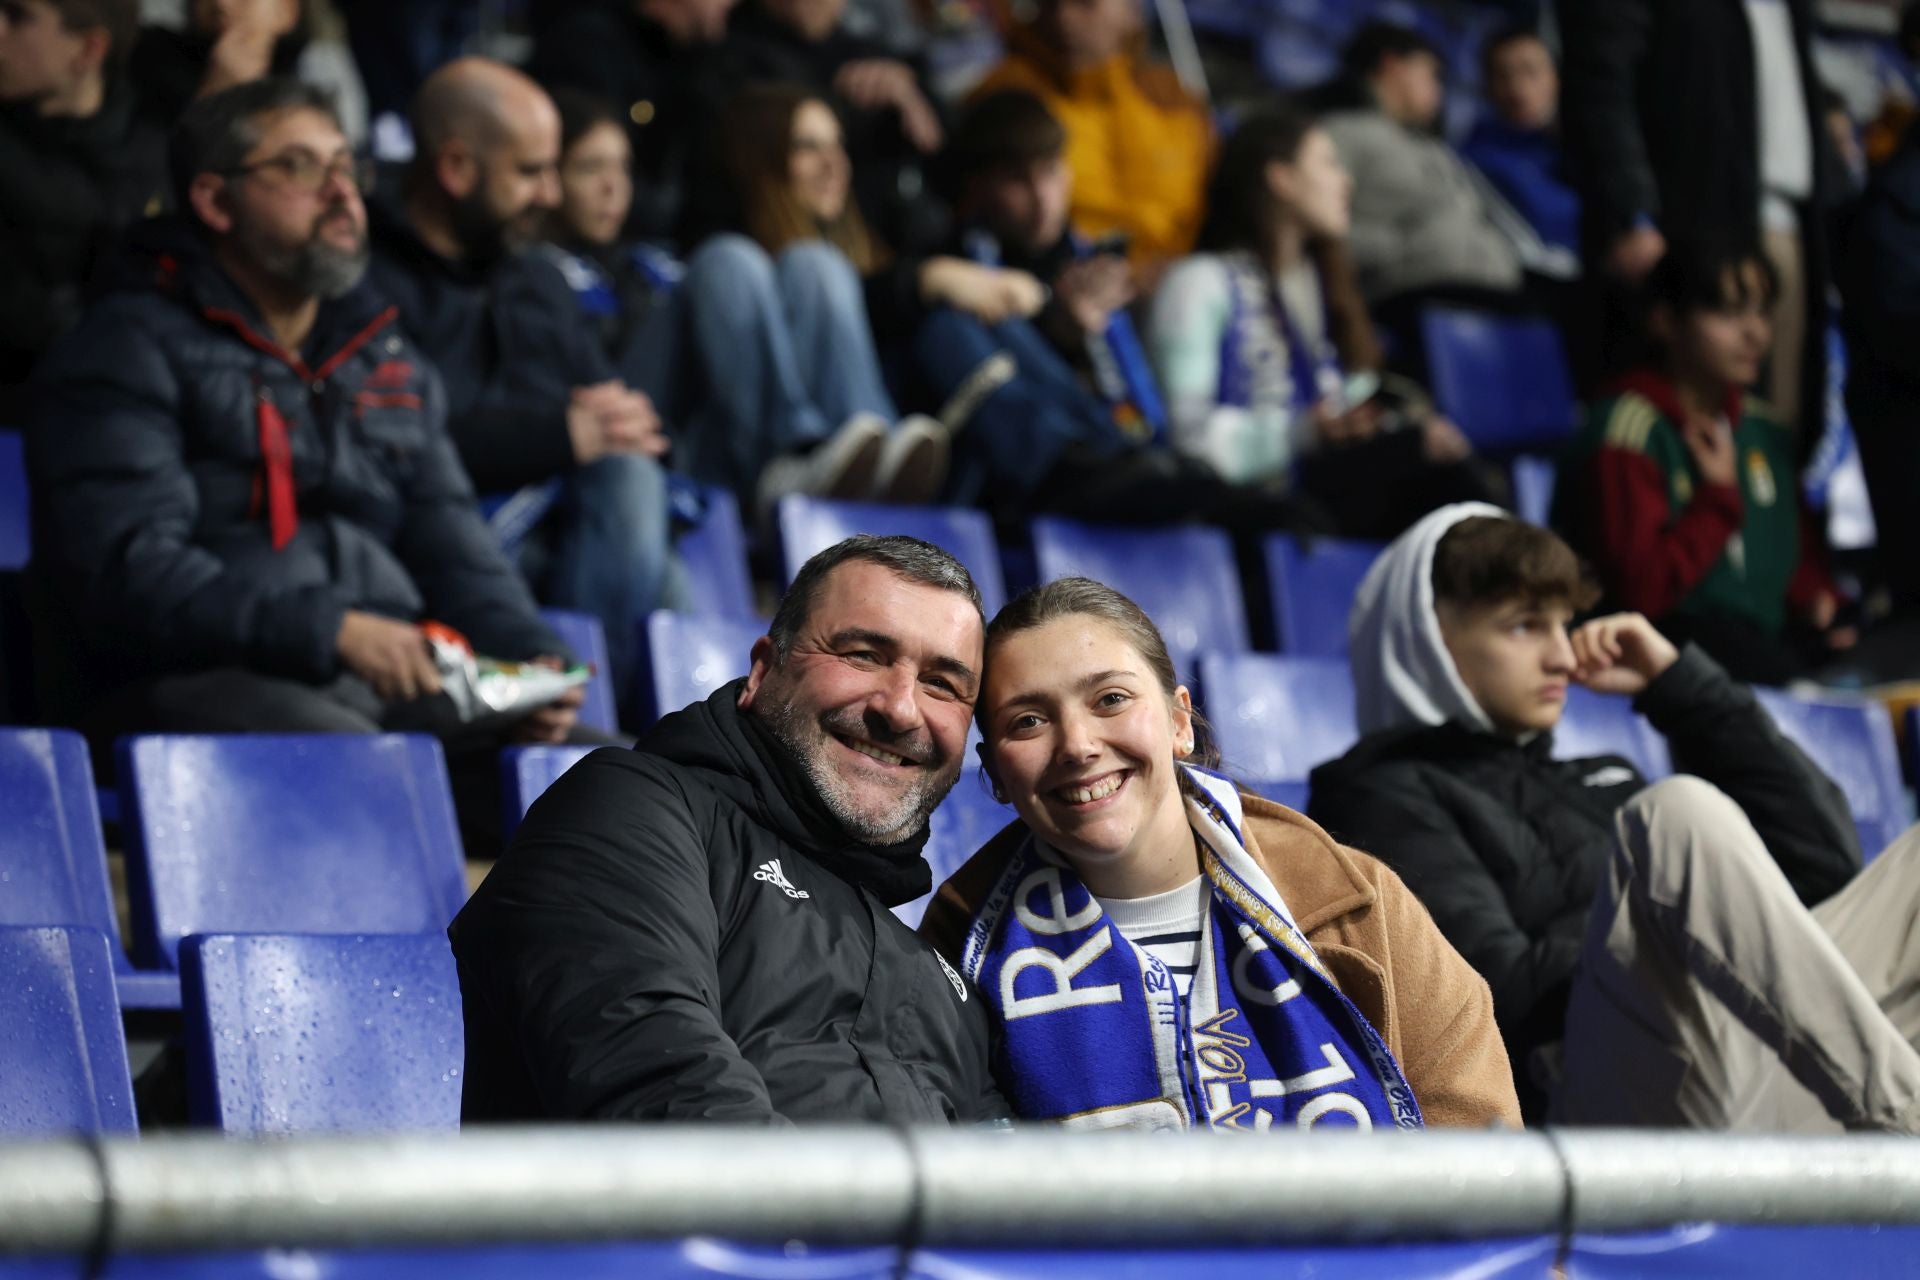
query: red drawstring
256 395 297 550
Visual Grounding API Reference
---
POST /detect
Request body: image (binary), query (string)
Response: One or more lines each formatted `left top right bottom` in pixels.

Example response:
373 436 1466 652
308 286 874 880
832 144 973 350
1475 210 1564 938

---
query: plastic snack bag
418 622 591 727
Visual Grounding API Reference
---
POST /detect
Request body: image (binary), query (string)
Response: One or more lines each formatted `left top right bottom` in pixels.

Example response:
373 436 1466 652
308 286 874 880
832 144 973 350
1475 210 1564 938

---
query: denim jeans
674 234 898 499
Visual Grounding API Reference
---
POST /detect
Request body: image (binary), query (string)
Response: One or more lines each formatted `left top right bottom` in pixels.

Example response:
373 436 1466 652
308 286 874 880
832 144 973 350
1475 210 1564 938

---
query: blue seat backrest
1420 309 1577 454
778 496 1008 617
500 743 601 839
1262 535 1384 657
1251 779 1311 811
678 486 758 618
1512 455 1557 528
0 925 136 1135
1555 686 1672 782
1197 652 1358 785
181 932 462 1133
538 608 619 734
1754 689 1910 859
117 734 469 969
1031 518 1247 674
894 775 1016 929
640 611 765 724
0 729 120 938
0 429 27 571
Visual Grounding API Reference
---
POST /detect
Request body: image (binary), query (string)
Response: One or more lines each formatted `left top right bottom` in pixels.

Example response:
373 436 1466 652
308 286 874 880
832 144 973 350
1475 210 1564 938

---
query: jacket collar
1609 367 1743 426
1235 793 1376 935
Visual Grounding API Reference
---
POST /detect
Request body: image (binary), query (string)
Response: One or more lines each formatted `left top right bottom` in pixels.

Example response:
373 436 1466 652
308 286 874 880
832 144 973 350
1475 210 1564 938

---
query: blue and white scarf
960 767 1421 1132
1216 251 1344 416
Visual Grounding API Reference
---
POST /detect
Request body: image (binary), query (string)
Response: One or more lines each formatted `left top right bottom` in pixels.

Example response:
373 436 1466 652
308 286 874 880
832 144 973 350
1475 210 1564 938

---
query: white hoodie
1347 502 1511 737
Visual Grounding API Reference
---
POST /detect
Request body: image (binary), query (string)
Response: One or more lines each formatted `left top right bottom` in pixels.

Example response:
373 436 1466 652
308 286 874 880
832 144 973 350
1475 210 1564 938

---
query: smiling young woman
919 576 1521 1133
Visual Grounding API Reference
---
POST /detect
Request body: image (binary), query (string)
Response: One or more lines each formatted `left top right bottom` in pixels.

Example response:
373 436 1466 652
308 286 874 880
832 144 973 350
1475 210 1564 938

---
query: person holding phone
1148 104 1506 540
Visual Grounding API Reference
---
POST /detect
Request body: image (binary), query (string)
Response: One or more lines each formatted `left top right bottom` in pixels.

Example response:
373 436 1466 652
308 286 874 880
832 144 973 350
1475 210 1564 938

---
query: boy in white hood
1309 502 1920 1131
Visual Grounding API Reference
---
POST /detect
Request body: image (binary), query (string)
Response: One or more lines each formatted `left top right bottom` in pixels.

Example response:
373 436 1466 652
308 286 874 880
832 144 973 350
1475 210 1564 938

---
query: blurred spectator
1321 21 1526 306
907 89 1326 534
1311 507 1916 1131
730 0 948 254
528 0 744 243
367 58 681 718
335 0 473 127
1151 106 1507 541
1558 0 1832 434
1861 1 1920 167
27 79 586 844
0 0 164 408
1552 241 1849 685
130 0 363 137
1462 25 1580 259
969 0 1213 276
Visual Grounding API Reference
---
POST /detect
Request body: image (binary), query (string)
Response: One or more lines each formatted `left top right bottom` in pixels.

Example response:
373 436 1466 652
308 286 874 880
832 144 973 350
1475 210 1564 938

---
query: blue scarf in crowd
1216 252 1344 416
959 767 1421 1132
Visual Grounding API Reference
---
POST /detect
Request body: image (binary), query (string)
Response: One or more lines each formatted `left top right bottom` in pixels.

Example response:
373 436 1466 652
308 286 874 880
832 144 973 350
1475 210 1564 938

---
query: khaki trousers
1550 776 1920 1132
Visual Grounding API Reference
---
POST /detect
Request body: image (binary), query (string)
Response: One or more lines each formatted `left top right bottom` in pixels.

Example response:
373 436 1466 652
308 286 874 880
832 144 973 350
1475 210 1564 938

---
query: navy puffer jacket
29 216 562 697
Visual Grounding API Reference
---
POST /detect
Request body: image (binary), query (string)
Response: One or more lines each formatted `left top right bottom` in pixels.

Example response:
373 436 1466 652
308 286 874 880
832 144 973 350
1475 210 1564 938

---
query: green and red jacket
1553 370 1835 635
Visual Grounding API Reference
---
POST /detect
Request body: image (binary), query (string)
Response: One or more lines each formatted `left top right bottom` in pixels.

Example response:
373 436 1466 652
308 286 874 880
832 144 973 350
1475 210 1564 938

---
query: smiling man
452 535 1010 1124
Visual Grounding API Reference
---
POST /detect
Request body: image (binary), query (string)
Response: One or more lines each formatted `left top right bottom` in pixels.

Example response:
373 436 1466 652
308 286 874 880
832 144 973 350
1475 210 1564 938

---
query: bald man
368 58 682 722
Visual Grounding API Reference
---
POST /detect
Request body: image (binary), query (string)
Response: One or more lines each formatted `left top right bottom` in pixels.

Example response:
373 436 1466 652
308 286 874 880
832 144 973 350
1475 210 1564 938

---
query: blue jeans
675 234 898 499
526 452 685 719
912 307 1122 505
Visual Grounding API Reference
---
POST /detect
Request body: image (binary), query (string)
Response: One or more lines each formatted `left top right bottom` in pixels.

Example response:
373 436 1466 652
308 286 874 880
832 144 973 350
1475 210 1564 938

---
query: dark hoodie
450 680 1009 1124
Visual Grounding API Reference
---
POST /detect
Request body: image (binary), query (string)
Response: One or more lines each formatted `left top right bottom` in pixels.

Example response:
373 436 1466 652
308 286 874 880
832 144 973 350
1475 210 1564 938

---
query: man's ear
75 26 112 79
186 173 235 236
738 635 778 710
436 140 479 200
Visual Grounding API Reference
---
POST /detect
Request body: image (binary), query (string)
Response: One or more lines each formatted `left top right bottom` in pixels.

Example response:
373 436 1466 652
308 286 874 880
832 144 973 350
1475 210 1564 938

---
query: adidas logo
753 859 810 899
935 952 968 1003
1583 765 1638 789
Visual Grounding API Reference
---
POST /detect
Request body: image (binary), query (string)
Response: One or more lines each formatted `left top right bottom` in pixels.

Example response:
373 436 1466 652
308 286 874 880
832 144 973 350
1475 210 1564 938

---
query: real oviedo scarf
959 767 1421 1132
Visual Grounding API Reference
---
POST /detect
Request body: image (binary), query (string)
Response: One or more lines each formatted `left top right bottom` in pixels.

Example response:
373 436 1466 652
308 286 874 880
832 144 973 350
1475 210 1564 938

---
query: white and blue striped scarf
960 767 1421 1132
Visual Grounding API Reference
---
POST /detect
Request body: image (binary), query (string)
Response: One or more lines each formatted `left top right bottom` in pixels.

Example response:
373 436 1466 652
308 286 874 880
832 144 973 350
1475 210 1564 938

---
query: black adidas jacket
451 680 1009 1124
1307 646 1859 1112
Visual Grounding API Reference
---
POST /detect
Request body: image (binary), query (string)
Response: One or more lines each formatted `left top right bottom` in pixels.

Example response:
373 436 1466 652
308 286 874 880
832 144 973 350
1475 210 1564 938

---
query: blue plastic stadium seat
640 610 766 724
181 932 462 1133
0 925 136 1135
777 495 1008 617
0 729 177 1008
0 428 27 572
894 775 1016 929
1420 309 1577 454
1511 455 1557 528
1252 779 1311 811
538 608 619 734
500 743 601 838
1555 686 1672 781
678 485 757 618
116 735 469 970
1754 689 1910 859
1197 652 1359 785
1030 518 1247 675
1262 535 1384 658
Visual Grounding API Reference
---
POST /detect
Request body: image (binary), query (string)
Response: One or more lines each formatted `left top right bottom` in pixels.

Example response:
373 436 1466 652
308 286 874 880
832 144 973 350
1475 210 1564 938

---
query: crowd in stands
9 0 1920 1134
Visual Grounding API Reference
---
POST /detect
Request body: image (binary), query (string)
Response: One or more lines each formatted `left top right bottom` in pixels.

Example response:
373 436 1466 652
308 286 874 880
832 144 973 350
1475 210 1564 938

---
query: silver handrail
1 1128 1918 1256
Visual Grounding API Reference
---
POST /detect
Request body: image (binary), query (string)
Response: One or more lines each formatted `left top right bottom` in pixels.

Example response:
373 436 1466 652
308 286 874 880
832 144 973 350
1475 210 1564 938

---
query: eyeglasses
225 149 377 195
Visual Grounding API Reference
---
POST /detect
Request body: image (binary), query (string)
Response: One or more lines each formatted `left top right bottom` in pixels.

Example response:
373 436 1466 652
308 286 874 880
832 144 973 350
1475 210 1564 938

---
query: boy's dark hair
1432 516 1599 613
947 89 1066 185
170 78 340 212
550 85 627 156
1479 23 1548 83
1645 237 1780 318
1342 20 1442 81
45 0 139 79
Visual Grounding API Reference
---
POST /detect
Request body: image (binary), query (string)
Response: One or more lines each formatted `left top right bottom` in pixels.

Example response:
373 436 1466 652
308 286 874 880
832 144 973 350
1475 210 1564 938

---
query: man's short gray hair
768 536 984 659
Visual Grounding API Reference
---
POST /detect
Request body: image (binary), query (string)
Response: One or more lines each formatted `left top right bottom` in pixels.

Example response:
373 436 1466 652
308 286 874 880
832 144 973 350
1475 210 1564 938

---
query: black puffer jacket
1307 646 1859 1112
452 681 1009 1124
28 217 561 697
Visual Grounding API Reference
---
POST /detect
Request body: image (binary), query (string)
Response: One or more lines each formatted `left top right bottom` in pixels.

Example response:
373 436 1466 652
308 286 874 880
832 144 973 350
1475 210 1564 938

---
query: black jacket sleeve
451 750 790 1123
1556 0 1658 239
393 362 565 661
1636 645 1861 904
29 300 348 681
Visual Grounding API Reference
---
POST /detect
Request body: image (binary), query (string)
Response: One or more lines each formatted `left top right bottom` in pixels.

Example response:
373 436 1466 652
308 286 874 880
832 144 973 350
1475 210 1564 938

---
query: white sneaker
755 413 887 516
936 350 1017 434
870 415 949 505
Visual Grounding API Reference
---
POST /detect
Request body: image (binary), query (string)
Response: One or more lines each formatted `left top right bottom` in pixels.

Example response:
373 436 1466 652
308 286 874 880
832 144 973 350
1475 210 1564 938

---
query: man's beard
243 208 369 300
449 183 543 265
755 679 960 846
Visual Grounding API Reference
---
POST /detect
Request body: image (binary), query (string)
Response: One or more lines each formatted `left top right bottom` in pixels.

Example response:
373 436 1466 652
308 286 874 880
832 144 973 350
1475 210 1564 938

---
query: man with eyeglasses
28 77 592 853
368 57 682 725
0 0 165 408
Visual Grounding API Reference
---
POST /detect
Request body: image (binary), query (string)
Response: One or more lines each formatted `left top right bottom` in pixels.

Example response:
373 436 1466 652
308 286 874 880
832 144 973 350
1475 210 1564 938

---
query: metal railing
3 1128 1920 1256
